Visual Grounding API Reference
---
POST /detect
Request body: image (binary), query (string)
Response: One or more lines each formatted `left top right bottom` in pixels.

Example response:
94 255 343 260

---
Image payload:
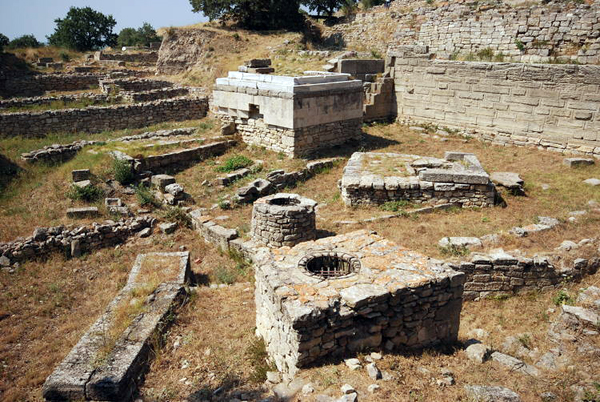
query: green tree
303 0 346 17
189 0 304 30
47 7 117 51
117 27 138 47
118 23 161 48
7 34 42 49
0 33 8 53
136 23 161 47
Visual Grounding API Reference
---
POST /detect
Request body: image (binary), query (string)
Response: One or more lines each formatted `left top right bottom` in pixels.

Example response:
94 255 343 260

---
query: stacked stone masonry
42 252 190 401
390 47 600 157
254 230 465 377
0 216 155 266
325 0 600 64
99 78 174 94
235 117 363 158
341 151 497 207
94 50 159 64
0 97 209 138
449 248 600 300
133 140 236 173
21 128 197 164
251 193 317 248
213 72 363 157
0 92 113 111
0 73 104 98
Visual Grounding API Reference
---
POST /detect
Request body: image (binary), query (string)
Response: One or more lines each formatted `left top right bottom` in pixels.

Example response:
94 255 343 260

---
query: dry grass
0 227 240 401
6 46 84 65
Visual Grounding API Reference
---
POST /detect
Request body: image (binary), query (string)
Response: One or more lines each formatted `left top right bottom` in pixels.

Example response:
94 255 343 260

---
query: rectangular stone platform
212 72 364 157
340 151 497 207
254 230 465 377
42 252 191 401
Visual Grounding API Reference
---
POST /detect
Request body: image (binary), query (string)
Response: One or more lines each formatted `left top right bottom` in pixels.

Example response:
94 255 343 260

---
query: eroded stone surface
341 152 497 207
255 230 465 377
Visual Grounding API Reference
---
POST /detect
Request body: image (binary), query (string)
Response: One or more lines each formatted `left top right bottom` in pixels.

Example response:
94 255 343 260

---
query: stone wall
134 140 236 173
43 252 190 401
324 0 600 64
99 78 173 94
0 73 103 98
0 92 112 110
94 51 159 63
0 216 155 267
391 47 600 157
122 87 190 103
235 117 362 158
0 97 209 138
449 248 600 300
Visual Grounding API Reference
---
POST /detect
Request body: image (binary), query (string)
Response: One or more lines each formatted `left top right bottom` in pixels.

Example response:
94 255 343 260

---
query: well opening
268 197 301 206
300 253 360 279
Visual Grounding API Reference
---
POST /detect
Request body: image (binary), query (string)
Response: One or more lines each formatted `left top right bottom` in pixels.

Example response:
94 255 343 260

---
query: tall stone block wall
0 73 103 98
324 0 600 64
391 50 600 157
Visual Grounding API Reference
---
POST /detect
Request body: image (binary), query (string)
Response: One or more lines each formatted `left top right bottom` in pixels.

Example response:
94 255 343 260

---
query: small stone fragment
366 362 382 380
341 384 355 394
159 222 178 234
464 385 522 402
367 384 381 393
584 178 600 186
345 358 362 370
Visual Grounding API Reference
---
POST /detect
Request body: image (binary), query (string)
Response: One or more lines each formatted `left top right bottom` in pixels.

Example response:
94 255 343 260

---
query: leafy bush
439 244 470 257
552 290 574 306
215 155 253 173
161 207 192 228
135 184 161 208
0 33 9 53
67 183 102 202
213 266 238 285
112 158 135 185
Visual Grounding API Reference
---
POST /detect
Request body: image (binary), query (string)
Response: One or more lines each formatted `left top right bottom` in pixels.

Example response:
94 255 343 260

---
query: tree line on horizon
190 0 387 30
0 7 161 53
1 0 386 54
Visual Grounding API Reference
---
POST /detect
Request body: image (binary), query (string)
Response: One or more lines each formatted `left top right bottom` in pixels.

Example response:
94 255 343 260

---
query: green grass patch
215 155 253 173
66 183 103 202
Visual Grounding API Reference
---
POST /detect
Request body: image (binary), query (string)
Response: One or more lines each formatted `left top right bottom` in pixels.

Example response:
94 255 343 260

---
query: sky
0 0 208 42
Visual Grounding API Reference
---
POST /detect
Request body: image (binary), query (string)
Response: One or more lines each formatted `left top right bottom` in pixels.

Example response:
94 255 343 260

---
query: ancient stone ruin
341 151 497 207
212 72 364 157
254 229 465 377
251 193 317 248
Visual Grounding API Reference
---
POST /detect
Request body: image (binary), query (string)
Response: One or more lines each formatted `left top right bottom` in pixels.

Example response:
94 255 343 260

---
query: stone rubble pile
0 216 155 268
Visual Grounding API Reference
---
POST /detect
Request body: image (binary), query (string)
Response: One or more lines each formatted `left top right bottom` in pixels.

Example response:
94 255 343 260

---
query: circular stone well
251 193 317 248
298 251 361 279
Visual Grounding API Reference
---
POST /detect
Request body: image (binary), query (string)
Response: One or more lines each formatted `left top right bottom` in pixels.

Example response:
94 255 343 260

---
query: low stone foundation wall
0 92 112 110
43 252 190 401
341 152 497 207
235 117 362 158
134 140 236 173
0 97 209 138
21 140 96 164
95 51 159 64
99 78 173 94
1 73 103 98
123 87 189 103
450 248 600 300
0 216 155 267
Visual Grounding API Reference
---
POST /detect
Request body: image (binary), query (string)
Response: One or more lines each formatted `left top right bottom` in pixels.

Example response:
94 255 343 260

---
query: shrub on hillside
215 155 253 173
112 158 135 185
67 183 103 202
